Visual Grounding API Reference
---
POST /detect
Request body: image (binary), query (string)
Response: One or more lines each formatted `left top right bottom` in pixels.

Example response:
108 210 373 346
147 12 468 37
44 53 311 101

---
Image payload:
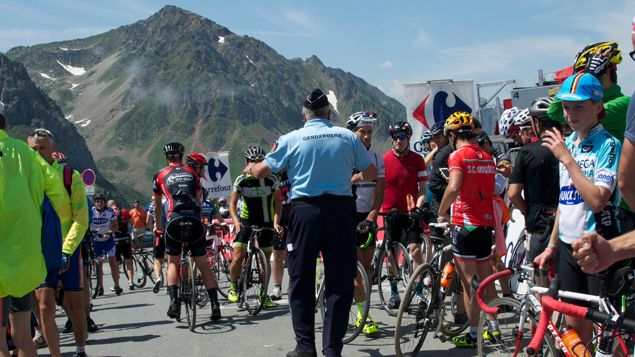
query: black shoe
388 295 401 309
210 301 221 321
153 279 162 294
286 350 317 357
128 284 134 291
86 317 99 332
61 320 73 333
167 302 181 319
114 286 123 295
97 287 104 296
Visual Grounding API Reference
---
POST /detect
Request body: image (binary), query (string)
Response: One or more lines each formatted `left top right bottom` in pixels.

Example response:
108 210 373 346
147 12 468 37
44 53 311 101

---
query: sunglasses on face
392 134 408 141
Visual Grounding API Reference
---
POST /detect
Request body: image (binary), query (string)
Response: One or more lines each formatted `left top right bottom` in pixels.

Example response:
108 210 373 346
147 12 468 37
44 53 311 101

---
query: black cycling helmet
430 121 445 136
388 121 413 136
93 192 106 202
163 142 185 155
475 131 492 146
244 145 265 161
528 96 556 122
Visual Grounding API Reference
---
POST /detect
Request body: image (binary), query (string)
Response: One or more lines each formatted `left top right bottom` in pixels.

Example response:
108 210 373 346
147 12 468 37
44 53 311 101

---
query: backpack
41 166 74 273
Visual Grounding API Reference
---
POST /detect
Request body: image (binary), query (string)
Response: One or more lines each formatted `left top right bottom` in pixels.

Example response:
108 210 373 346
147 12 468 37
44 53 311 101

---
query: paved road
50 266 476 357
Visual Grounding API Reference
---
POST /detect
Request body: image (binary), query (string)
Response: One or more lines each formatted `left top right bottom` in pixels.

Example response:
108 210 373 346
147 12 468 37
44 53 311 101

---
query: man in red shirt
381 121 427 309
438 112 496 348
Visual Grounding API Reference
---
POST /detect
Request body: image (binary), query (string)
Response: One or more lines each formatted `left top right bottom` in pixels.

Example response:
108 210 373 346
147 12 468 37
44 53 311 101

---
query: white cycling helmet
346 111 377 131
513 108 532 126
499 107 520 137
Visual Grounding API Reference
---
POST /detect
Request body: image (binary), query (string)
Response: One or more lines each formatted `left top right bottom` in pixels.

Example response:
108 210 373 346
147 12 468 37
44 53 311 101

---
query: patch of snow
59 47 68 51
74 117 89 124
246 55 255 65
39 73 55 80
326 90 339 115
80 120 91 127
65 114 74 121
218 36 225 44
56 60 86 76
250 83 255 87
70 83 80 89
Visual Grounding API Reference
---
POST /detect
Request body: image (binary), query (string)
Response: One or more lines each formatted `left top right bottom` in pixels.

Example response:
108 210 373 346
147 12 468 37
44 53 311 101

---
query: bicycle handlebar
526 284 635 355
472 269 513 315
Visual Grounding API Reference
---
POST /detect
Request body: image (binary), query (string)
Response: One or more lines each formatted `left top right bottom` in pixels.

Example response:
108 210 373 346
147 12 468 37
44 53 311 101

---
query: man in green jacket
29 129 89 357
0 107 71 357
548 41 630 143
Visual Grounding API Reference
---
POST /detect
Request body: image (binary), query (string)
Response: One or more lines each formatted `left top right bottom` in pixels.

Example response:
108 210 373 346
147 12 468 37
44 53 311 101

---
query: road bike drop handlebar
471 268 513 315
526 279 635 355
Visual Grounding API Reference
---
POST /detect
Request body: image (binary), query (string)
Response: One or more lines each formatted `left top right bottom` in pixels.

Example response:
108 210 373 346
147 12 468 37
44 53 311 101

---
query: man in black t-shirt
508 97 561 261
427 122 453 220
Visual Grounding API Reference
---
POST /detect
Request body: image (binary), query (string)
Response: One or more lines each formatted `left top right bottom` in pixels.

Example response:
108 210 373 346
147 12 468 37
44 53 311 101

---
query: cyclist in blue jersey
90 192 121 296
535 73 622 346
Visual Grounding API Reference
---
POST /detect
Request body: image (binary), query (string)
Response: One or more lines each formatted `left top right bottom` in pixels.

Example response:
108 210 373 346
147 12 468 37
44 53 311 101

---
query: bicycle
472 265 633 356
527 276 635 356
129 243 161 289
205 223 233 298
236 225 272 316
315 258 371 344
395 222 468 356
371 209 416 316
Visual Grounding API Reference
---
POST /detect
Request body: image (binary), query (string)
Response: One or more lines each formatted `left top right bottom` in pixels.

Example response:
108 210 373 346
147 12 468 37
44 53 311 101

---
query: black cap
303 89 330 110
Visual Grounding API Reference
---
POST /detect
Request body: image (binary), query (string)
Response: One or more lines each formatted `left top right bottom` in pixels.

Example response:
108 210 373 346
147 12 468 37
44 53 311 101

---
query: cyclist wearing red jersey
381 121 427 309
437 112 496 348
152 142 221 321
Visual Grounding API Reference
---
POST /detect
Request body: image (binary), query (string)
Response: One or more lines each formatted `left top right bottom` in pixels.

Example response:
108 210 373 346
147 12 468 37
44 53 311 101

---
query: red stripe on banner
412 94 431 129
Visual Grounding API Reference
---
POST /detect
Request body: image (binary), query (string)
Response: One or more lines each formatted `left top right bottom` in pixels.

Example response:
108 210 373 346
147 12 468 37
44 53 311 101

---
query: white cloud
378 79 406 103
250 6 323 38
378 60 393 69
412 28 428 49
282 8 321 32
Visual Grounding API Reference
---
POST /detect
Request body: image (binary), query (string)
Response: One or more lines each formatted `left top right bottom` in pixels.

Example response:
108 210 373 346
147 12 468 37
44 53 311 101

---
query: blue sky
1 0 635 103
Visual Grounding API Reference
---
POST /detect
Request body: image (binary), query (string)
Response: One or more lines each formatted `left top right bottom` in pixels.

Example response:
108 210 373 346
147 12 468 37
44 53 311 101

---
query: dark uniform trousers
287 194 356 356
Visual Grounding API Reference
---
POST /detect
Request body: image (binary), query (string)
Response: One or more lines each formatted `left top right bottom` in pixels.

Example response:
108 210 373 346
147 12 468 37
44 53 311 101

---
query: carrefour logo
412 91 472 130
207 157 228 183
560 186 583 205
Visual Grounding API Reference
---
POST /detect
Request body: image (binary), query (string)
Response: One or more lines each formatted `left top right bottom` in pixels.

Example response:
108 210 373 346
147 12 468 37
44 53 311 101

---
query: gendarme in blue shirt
264 119 372 200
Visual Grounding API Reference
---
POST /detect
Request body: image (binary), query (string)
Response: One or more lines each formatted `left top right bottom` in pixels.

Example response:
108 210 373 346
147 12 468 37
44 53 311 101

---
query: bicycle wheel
477 297 557 356
395 263 435 357
132 254 147 288
377 242 412 316
91 259 101 299
188 260 198 331
213 244 233 298
181 259 193 328
343 261 371 344
142 253 159 285
242 249 269 316
439 273 469 337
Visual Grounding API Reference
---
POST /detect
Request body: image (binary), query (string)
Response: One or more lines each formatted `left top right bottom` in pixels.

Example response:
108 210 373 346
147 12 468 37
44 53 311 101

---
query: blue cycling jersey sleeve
594 136 621 192
264 135 289 173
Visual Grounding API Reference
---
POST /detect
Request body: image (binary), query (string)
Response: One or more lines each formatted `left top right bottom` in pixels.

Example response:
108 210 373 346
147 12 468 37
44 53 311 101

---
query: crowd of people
1 22 635 357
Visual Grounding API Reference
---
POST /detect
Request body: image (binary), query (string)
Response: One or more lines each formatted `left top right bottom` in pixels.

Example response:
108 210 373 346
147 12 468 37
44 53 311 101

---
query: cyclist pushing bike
152 142 221 321
227 145 282 308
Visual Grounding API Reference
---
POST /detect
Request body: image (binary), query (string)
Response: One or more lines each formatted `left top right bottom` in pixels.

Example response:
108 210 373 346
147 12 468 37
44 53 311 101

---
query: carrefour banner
403 80 476 153
200 151 233 200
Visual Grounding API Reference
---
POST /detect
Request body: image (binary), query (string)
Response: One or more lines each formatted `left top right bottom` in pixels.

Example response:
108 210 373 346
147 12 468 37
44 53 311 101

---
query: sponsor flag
200 151 233 199
403 80 476 150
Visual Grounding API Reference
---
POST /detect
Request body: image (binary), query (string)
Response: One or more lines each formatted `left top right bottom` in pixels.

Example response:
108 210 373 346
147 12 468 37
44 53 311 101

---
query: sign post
82 169 96 196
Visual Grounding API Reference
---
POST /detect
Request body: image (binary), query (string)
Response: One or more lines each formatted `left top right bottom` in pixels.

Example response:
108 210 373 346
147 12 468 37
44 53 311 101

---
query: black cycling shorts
165 211 207 257
355 212 376 249
527 215 555 262
115 241 133 261
1 294 32 327
451 225 492 262
556 242 600 306
234 221 274 253
385 214 422 245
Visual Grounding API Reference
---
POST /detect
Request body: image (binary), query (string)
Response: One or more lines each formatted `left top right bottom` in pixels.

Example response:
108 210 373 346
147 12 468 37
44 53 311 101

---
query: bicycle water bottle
560 325 591 357
440 261 455 289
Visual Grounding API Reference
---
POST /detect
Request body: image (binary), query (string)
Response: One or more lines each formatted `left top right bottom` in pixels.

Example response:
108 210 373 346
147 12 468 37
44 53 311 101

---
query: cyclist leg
405 215 425 271
153 233 165 290
35 276 61 356
227 222 250 302
107 243 121 293
59 249 87 353
271 233 286 300
190 239 222 320
452 225 493 347
120 242 134 289
354 218 377 335
557 242 597 345
7 294 37 357
385 215 406 306
164 232 183 319
258 225 275 308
